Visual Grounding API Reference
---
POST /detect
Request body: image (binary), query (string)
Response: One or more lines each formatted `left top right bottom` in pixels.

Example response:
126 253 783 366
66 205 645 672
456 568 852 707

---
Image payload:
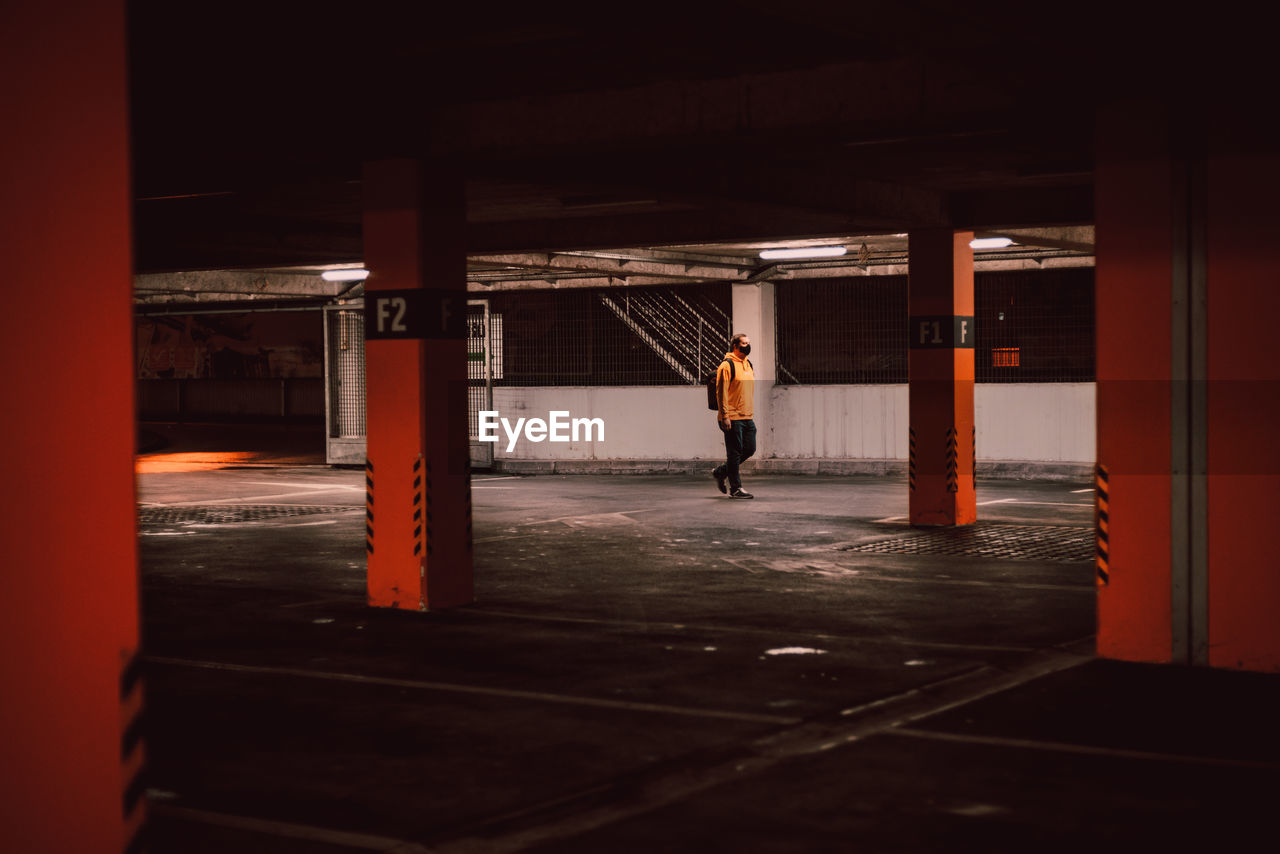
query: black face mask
738 343 751 356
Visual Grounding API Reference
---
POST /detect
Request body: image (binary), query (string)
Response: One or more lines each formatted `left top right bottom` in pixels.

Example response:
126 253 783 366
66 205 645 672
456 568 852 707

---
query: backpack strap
724 358 734 381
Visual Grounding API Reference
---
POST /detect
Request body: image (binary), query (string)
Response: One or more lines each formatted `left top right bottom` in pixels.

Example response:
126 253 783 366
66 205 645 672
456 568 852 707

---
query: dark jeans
714 418 756 490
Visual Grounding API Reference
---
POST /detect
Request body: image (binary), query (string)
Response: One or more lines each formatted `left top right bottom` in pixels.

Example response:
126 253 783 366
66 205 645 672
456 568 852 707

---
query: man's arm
716 361 730 428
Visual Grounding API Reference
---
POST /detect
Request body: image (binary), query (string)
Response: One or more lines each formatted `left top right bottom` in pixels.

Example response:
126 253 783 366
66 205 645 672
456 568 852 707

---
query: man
712 332 756 499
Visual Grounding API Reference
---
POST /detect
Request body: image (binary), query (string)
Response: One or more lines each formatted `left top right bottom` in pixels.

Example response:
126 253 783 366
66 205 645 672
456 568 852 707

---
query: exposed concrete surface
492 458 1091 481
136 468 1279 852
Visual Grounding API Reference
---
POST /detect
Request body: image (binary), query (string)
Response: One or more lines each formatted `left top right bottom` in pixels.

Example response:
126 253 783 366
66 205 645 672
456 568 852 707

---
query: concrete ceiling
134 227 1094 307
125 2 1236 279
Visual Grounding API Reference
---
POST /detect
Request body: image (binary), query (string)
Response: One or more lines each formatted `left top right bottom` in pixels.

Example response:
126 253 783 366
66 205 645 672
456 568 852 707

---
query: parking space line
146 656 799 726
427 651 1087 853
234 481 364 491
462 608 1038 653
149 804 427 852
888 728 1280 770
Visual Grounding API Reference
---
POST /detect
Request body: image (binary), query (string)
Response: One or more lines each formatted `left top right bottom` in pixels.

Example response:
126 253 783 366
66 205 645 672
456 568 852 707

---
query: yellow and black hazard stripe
944 426 959 493
1095 464 1110 586
413 456 424 559
365 459 375 556
121 651 147 854
908 427 917 491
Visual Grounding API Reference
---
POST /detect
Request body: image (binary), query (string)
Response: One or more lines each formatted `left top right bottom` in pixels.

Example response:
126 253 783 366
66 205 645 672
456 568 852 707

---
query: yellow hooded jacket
715 351 754 421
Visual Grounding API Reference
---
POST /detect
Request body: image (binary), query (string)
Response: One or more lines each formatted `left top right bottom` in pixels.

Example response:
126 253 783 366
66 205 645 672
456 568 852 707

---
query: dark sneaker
713 468 728 494
730 488 754 499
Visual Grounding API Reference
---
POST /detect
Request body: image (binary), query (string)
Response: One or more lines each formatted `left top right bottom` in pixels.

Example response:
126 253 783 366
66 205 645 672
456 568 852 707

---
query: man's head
730 332 751 357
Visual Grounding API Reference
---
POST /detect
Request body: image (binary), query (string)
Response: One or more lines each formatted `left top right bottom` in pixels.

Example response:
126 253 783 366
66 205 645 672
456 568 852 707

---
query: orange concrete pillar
908 230 977 526
1094 102 1177 663
0 1 143 851
363 159 474 610
1204 122 1280 672
1097 102 1280 673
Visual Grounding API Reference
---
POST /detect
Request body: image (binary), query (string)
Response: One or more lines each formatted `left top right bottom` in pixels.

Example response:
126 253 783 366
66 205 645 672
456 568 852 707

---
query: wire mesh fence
325 308 366 437
482 283 732 386
974 268 1094 382
776 269 1095 384
776 276 909 383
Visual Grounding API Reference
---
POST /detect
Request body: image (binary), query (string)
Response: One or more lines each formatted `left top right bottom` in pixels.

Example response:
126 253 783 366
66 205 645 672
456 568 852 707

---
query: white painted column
731 282 776 457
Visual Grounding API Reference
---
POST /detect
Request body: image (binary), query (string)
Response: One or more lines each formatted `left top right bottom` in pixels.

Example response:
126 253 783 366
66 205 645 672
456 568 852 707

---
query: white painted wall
491 387 725 460
975 382 1095 463
487 382 1095 463
767 384 910 460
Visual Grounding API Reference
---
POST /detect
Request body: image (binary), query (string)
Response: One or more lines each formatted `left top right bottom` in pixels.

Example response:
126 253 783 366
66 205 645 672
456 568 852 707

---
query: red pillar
363 159 474 610
1205 122 1280 672
1096 101 1280 673
908 230 977 526
1094 102 1176 663
0 1 143 851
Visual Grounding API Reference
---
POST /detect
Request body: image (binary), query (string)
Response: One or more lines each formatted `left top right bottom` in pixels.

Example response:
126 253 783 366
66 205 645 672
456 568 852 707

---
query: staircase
598 289 731 383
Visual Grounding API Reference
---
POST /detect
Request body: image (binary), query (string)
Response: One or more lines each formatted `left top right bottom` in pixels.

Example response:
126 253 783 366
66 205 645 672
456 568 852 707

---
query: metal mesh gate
324 303 366 464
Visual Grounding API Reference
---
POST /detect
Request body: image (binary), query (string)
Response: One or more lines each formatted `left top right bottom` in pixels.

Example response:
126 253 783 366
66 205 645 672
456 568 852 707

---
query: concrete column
0 2 143 851
363 159 474 610
731 282 776 456
908 230 977 526
730 282 775 381
1094 101 1181 664
1097 100 1280 673
1203 123 1280 672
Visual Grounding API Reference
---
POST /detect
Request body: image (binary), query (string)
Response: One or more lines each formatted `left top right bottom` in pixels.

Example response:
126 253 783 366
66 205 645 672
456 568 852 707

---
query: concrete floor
135 455 1280 852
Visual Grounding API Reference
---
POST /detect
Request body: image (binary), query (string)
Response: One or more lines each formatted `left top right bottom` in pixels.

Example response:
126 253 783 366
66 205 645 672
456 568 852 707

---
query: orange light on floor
135 451 260 473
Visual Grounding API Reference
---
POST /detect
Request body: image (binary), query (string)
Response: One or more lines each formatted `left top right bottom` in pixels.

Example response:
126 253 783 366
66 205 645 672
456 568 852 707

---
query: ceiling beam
134 270 345 299
950 185 1094 230
467 251 751 281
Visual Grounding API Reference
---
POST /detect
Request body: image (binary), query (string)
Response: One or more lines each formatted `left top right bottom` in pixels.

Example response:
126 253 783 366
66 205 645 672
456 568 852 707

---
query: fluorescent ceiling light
969 237 1014 250
759 246 847 260
322 268 370 282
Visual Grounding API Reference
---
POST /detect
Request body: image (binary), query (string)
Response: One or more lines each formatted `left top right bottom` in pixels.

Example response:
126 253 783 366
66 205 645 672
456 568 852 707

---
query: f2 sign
365 289 467 340
908 315 975 349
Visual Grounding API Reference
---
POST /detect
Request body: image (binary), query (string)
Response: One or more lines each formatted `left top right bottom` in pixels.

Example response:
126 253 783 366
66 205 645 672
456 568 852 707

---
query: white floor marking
825 571 1092 592
1003 502 1093 507
472 533 543 544
463 609 1037 653
427 651 1087 854
873 516 907 523
518 509 657 527
149 804 428 852
160 491 362 506
890 728 1280 770
977 498 1018 506
473 476 521 482
147 656 798 725
1070 488 1094 493
234 481 363 491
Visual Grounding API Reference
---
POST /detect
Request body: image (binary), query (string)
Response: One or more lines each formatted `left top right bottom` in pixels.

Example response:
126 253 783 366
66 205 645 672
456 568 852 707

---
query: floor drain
138 505 355 525
838 523 1093 563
